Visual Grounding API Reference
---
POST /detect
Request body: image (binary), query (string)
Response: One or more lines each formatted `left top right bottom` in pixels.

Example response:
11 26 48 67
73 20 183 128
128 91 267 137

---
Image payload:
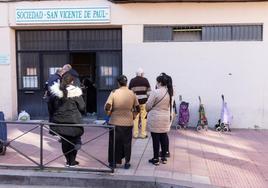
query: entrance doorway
70 53 97 114
16 29 122 119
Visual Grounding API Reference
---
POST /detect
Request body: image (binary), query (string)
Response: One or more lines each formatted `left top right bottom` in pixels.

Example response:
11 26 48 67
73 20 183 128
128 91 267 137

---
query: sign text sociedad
16 7 110 24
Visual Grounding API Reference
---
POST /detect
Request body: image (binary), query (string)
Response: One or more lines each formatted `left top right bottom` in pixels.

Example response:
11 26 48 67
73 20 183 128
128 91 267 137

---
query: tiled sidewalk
0 123 268 188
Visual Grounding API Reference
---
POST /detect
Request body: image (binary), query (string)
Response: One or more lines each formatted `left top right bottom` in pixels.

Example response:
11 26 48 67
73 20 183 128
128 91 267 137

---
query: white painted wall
118 2 268 129
123 39 268 129
0 27 17 120
0 0 268 128
0 3 17 120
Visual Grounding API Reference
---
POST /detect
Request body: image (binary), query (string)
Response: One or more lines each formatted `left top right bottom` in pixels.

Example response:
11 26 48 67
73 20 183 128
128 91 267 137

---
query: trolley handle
179 95 182 102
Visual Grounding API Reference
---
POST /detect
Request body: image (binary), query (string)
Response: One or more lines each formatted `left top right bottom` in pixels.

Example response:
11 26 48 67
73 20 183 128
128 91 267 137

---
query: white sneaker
69 164 78 168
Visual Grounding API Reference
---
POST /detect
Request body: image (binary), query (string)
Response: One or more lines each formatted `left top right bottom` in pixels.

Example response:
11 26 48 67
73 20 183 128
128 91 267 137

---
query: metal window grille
17 30 68 51
202 26 232 41
232 25 262 41
173 26 202 42
69 29 122 50
144 24 263 42
144 26 172 42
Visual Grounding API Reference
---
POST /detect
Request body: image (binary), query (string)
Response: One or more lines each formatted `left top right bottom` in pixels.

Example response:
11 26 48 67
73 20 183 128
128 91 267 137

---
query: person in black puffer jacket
50 72 85 167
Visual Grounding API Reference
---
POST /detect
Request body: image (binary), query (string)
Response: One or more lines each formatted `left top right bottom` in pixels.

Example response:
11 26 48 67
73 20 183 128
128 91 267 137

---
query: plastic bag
18 110 30 121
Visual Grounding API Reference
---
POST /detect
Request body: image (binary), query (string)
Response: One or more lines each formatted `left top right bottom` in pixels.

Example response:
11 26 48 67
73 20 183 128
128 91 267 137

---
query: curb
0 169 217 188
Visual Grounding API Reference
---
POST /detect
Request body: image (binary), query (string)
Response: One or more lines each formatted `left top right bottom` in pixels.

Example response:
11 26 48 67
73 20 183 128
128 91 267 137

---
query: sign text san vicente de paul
16 7 110 24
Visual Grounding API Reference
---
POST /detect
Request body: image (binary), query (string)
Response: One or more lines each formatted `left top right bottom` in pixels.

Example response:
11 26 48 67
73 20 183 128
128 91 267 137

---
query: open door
71 53 97 114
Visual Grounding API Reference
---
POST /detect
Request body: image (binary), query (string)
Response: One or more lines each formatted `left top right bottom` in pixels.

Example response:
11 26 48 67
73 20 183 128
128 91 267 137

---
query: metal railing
0 121 115 173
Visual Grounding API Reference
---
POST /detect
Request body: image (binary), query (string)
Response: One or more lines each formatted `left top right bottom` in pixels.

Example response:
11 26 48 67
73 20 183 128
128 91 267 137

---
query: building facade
0 0 268 128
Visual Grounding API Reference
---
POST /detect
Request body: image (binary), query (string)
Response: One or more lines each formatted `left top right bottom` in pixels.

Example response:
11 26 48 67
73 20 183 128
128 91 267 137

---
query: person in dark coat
50 72 85 167
82 77 96 113
45 68 64 122
62 64 81 87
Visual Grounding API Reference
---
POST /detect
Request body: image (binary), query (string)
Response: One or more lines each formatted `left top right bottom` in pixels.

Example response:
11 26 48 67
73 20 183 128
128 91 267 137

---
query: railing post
0 121 115 173
40 123 44 170
112 126 115 173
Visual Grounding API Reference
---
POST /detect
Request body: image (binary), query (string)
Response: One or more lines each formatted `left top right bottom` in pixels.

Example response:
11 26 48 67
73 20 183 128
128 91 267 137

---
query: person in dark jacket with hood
62 64 81 87
45 68 64 123
50 72 85 167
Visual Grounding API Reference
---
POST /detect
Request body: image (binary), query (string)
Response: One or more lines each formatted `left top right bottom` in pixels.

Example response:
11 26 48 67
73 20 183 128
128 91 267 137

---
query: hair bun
117 75 128 85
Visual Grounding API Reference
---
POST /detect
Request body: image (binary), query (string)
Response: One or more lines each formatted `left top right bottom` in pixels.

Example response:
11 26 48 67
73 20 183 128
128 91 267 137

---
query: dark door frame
16 29 122 119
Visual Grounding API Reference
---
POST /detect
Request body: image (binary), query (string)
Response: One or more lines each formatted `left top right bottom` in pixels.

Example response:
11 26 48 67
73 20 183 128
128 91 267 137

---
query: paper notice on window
105 77 114 86
26 67 37 75
101 66 113 76
49 67 61 75
23 76 38 88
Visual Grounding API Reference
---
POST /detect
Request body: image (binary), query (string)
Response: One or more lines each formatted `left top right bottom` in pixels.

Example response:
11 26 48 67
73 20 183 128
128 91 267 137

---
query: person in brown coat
104 75 140 169
146 73 174 165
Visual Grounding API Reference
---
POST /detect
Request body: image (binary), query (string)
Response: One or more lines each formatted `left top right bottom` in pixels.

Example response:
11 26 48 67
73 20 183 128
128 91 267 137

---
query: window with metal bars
16 29 122 51
173 26 202 42
144 24 263 42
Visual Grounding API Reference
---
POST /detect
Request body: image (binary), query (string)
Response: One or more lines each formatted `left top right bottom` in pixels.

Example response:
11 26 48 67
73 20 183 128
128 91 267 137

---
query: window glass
98 52 121 90
18 53 40 89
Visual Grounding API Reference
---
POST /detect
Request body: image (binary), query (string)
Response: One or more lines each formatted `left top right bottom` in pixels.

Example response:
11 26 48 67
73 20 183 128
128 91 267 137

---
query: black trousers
47 97 55 122
151 132 169 159
167 134 170 153
47 97 57 135
61 135 81 165
108 126 133 165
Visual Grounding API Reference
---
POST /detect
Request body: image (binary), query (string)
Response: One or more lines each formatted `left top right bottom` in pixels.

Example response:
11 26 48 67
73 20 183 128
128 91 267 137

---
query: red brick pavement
1 123 268 187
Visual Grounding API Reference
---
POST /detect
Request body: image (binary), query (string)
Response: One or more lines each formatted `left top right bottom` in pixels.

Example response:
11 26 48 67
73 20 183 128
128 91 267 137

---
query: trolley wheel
176 125 182 130
223 126 229 132
197 125 202 131
216 126 222 132
220 123 225 129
